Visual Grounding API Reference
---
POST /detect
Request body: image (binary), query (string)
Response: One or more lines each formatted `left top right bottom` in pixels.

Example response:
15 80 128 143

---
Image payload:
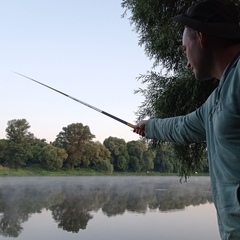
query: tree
142 149 155 171
153 143 176 173
93 159 113 173
54 123 95 169
3 142 32 168
0 139 7 166
103 137 129 171
121 0 227 177
79 141 113 172
126 140 155 172
127 140 147 171
5 119 33 143
3 119 34 168
39 145 68 170
28 138 48 165
127 140 145 159
116 155 128 172
79 141 110 167
129 156 141 172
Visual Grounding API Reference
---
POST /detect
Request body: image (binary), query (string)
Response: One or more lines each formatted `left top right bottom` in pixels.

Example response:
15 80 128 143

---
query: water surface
0 176 220 240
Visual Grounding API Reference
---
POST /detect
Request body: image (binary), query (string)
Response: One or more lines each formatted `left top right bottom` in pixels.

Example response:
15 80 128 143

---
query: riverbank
0 166 208 177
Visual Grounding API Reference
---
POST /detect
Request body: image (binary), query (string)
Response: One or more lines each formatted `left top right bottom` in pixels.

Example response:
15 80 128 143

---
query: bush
93 160 113 173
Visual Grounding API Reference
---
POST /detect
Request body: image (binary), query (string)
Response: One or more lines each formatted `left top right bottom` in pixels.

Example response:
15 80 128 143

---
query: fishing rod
12 71 135 129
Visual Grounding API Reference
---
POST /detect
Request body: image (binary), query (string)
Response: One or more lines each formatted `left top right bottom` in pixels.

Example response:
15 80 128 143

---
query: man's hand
133 120 147 137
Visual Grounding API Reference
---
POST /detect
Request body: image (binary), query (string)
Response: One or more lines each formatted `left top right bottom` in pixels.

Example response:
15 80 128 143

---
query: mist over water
0 176 218 240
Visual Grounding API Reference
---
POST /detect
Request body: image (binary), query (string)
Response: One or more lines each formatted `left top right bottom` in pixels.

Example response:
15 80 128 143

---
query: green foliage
173 143 208 180
54 123 95 169
39 145 68 171
3 141 32 168
134 72 216 178
0 118 208 174
127 140 146 171
135 71 219 120
79 141 112 169
2 119 34 168
93 160 113 173
103 137 129 171
153 143 175 172
127 140 144 159
28 138 48 165
90 142 111 165
5 119 33 143
116 155 128 171
129 156 141 172
121 0 224 177
0 139 7 165
142 149 155 171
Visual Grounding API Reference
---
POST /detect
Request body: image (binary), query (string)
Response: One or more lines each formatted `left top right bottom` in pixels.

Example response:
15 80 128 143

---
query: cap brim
173 14 240 39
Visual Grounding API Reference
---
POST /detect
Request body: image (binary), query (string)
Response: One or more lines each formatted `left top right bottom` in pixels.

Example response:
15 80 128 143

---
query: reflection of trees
151 186 212 212
0 176 213 237
0 213 23 237
0 185 34 237
51 197 93 232
0 178 64 237
101 177 212 215
50 184 94 233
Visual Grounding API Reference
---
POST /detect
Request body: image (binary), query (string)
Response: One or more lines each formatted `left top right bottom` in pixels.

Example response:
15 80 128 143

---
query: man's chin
195 74 215 81
197 77 215 81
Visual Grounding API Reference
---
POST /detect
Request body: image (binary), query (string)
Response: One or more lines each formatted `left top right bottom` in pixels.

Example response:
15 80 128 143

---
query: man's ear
196 31 208 48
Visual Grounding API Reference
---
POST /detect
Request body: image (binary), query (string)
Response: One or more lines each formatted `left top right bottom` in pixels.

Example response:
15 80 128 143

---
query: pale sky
0 0 153 143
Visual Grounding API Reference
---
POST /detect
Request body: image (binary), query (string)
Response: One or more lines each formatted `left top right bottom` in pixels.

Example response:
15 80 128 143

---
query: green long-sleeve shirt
145 54 240 240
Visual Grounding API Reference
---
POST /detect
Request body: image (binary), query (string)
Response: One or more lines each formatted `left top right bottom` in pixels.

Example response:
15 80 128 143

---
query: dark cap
173 0 240 39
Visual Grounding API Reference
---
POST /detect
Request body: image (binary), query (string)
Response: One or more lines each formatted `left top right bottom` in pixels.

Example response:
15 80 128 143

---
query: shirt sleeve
145 106 206 144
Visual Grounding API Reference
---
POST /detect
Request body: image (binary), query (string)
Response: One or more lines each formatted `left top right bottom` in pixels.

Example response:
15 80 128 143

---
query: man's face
182 27 212 80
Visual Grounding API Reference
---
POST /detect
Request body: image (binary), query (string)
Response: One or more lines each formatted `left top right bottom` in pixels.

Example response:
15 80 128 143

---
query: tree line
0 119 208 174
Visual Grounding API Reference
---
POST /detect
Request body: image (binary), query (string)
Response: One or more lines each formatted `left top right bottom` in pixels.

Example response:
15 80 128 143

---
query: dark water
0 176 220 240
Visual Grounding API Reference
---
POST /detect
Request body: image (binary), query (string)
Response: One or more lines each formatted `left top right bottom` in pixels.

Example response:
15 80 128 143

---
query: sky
0 0 153 144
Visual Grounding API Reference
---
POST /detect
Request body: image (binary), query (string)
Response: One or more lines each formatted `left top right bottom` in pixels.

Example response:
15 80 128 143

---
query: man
133 0 240 239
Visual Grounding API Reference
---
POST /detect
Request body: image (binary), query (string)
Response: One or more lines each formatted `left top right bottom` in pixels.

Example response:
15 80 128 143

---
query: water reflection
0 176 212 238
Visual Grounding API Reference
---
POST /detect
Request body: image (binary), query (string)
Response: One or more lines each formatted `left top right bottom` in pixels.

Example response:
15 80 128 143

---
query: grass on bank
0 166 103 176
0 165 209 177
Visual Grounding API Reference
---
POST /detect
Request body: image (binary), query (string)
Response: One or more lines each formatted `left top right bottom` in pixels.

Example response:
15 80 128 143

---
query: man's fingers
133 127 145 136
